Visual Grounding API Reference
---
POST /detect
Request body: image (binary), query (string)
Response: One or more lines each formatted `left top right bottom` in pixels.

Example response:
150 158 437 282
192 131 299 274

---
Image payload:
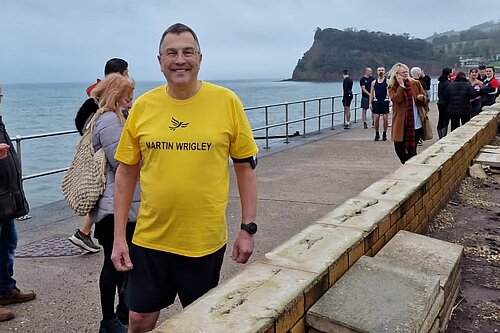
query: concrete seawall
153 102 500 332
4 102 497 332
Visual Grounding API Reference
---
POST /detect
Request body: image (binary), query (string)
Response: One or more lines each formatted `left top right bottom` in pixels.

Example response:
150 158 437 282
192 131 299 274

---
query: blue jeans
0 219 17 295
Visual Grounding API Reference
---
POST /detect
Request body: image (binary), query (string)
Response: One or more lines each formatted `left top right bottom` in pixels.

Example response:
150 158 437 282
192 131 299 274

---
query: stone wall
154 103 500 333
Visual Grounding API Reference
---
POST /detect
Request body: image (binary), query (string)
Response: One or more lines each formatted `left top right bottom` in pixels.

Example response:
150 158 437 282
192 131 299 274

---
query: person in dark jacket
69 58 129 254
0 84 36 322
443 72 478 132
479 66 499 108
437 67 452 139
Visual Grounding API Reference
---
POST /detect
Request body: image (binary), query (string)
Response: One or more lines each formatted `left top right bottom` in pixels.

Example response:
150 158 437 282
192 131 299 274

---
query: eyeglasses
160 48 199 60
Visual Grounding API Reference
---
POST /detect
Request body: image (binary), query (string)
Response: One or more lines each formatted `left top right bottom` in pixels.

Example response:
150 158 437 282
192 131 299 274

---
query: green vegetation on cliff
292 28 457 81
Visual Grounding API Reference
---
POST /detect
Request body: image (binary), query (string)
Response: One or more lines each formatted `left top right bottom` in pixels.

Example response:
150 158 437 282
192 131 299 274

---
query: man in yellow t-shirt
111 23 258 332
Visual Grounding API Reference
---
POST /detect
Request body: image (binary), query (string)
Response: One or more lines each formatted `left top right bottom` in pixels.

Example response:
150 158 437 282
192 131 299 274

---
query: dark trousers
394 128 423 164
450 114 471 132
437 104 449 130
95 215 136 323
0 219 17 295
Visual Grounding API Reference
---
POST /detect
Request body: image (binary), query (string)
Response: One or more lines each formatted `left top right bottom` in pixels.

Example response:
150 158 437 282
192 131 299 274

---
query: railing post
302 101 306 137
354 94 358 123
264 106 269 149
318 99 321 133
15 135 23 179
331 97 335 129
285 104 289 144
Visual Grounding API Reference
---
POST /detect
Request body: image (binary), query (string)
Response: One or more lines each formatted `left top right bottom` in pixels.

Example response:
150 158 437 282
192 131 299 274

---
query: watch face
242 222 257 234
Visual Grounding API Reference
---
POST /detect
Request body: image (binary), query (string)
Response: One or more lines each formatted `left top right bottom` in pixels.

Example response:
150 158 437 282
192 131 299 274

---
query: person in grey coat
88 74 140 333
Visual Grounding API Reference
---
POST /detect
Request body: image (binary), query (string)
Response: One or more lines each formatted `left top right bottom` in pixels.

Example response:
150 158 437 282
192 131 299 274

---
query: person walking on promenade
387 63 428 164
69 58 129 253
443 71 478 132
342 69 354 129
469 68 483 117
437 67 452 139
479 66 499 109
360 67 374 129
111 23 259 333
369 66 389 141
421 69 432 100
89 74 139 333
0 84 36 322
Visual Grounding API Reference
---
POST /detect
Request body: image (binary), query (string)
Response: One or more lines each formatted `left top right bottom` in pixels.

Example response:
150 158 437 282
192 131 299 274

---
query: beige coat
388 79 428 142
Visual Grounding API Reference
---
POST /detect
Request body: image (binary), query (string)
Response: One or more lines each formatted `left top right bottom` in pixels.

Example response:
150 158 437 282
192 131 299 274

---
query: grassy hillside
291 28 456 81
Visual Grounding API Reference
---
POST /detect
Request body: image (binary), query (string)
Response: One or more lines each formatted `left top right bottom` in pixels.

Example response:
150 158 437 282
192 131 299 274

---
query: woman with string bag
89 73 140 333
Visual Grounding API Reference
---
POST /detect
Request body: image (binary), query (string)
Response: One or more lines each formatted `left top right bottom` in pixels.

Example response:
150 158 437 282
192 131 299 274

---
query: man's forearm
114 162 140 239
233 163 257 224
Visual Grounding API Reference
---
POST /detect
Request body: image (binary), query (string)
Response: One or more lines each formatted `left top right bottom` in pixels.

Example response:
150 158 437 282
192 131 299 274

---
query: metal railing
12 84 437 183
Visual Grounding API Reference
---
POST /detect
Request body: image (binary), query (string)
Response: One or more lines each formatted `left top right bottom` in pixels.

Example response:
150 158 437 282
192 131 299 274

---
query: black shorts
361 96 370 109
342 94 353 107
373 101 390 115
124 244 226 313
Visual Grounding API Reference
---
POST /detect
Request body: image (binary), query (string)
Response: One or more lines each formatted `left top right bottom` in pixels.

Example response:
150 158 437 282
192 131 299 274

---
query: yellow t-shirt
115 82 258 257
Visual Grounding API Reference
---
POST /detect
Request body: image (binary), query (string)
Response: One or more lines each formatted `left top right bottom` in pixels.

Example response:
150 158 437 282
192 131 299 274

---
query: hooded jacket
0 117 29 221
444 76 477 116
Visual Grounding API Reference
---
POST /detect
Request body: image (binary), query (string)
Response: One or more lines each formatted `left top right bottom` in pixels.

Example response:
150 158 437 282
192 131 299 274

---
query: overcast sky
1 1 498 84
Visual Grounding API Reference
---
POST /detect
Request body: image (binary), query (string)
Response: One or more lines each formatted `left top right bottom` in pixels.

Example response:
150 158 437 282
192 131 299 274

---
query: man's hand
0 143 9 160
232 231 254 264
111 238 133 272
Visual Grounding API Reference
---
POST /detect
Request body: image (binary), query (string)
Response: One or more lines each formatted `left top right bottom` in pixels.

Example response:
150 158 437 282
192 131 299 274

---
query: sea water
1 79 352 207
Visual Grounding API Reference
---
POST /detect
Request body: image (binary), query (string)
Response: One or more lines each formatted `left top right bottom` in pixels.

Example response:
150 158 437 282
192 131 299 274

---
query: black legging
95 215 135 323
394 128 423 164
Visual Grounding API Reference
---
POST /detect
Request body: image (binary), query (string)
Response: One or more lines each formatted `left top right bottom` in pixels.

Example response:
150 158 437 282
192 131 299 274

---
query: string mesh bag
62 111 106 216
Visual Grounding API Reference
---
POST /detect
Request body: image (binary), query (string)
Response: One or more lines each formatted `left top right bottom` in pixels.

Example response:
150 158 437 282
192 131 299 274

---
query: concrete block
407 150 452 167
417 290 444 333
154 262 316 333
306 256 441 333
386 163 438 185
428 318 440 333
264 224 364 274
438 272 461 333
374 231 463 297
469 164 487 179
359 179 421 205
480 146 500 154
317 197 396 235
475 152 500 168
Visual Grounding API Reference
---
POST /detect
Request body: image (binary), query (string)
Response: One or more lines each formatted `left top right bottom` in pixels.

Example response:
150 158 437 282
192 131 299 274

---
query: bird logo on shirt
169 117 189 131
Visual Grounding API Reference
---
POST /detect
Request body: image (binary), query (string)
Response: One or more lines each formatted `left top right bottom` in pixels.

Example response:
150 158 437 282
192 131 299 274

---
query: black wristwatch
240 222 257 235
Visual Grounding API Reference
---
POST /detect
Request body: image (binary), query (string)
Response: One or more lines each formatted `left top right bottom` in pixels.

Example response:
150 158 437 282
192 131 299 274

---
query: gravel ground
425 149 500 332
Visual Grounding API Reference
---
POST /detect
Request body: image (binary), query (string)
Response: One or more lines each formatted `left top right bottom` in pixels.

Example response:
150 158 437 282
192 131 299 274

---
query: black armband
232 155 258 169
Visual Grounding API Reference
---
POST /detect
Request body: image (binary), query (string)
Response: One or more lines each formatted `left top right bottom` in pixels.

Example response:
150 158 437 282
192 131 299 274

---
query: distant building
459 56 484 68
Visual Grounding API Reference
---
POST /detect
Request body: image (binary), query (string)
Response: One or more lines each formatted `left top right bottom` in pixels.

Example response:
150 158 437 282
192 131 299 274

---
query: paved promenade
2 105 440 332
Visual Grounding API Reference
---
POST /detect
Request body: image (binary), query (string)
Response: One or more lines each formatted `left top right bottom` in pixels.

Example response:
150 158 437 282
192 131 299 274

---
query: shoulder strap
84 108 105 136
